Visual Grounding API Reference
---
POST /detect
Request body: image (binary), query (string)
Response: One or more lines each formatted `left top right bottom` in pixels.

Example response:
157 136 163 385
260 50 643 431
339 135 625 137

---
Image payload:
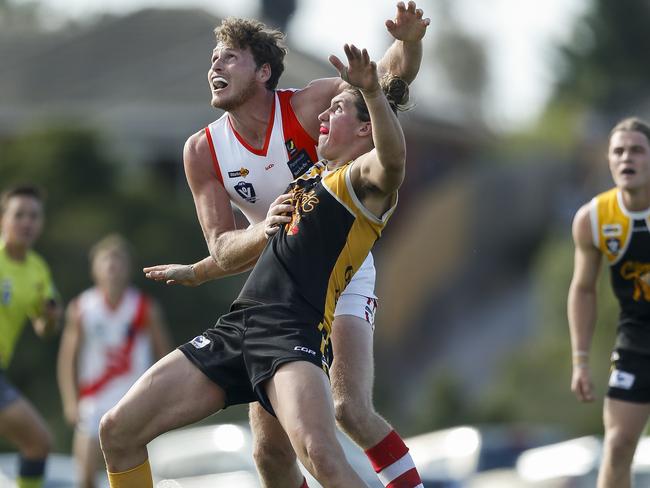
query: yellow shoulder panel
592 188 631 263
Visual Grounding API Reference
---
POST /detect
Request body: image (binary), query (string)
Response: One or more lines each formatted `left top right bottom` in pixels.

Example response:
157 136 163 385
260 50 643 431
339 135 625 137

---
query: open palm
329 44 379 92
386 1 430 42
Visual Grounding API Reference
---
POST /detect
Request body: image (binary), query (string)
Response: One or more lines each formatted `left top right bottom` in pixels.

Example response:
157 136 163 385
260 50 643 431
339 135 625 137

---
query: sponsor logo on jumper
606 237 620 255
620 260 650 301
287 149 313 178
228 167 250 178
1 279 12 306
285 139 297 156
265 163 274 171
285 188 319 236
609 369 635 390
191 335 211 349
234 181 257 203
294 346 316 356
602 223 622 237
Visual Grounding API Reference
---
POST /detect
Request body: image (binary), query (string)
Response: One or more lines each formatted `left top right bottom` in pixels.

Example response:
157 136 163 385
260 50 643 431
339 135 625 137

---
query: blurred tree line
0 125 249 452
407 0 650 438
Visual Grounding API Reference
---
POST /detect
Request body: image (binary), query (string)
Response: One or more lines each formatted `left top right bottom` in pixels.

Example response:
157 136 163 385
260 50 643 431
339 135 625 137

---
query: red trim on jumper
227 95 276 156
277 89 319 163
204 127 224 185
299 477 309 488
387 468 422 488
364 430 410 472
78 294 150 398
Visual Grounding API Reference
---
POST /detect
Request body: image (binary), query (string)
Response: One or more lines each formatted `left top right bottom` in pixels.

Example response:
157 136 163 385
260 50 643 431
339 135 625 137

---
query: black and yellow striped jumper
179 160 396 415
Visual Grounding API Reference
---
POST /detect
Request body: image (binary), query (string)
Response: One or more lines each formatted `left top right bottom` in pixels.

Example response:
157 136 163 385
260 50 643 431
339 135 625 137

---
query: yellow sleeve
27 254 58 319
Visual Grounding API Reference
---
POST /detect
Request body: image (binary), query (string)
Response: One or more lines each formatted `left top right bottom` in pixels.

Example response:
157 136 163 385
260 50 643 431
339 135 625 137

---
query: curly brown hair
215 17 287 90
346 75 411 123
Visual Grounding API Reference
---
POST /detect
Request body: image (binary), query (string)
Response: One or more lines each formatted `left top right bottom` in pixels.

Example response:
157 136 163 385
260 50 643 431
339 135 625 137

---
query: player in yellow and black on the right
569 117 650 488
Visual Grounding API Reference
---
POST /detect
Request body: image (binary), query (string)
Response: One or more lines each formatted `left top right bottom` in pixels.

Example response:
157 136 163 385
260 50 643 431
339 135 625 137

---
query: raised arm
330 44 406 216
568 203 602 402
291 1 429 140
377 0 430 84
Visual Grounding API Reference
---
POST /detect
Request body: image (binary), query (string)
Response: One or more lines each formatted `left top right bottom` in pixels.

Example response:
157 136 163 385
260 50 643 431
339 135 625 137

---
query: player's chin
618 179 641 192
210 93 229 109
317 139 332 156
16 234 37 248
318 147 337 162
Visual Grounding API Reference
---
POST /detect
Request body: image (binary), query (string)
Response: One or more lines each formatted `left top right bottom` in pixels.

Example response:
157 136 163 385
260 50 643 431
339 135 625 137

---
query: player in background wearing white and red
57 234 171 488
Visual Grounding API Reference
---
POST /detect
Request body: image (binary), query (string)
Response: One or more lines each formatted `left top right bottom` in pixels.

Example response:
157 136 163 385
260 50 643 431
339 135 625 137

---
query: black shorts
179 300 332 416
0 370 20 411
607 349 650 403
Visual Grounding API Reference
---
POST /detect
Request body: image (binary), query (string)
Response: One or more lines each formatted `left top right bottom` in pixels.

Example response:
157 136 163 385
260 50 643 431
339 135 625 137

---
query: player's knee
333 395 373 433
22 440 51 460
99 407 129 454
604 430 638 461
21 424 52 459
303 437 343 481
252 434 296 470
37 428 53 457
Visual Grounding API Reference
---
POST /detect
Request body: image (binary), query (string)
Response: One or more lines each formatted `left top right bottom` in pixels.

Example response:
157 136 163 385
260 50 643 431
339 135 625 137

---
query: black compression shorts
607 348 650 403
179 300 332 416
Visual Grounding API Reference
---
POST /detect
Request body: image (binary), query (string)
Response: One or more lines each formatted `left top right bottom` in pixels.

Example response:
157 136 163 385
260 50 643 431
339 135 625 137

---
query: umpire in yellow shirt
0 185 61 488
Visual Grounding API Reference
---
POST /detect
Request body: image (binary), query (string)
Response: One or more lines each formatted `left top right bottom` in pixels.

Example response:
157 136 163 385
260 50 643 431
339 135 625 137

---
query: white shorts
76 376 135 437
334 252 378 327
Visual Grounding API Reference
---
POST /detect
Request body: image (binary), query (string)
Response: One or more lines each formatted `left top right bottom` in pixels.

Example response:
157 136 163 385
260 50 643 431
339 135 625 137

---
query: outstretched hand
143 263 200 287
386 1 430 42
329 44 379 93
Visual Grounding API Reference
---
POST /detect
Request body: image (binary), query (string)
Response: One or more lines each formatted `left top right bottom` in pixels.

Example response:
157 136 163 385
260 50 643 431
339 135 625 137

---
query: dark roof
0 8 487 162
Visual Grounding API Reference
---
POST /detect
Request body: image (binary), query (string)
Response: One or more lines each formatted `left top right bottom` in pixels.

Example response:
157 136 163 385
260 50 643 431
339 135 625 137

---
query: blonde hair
610 117 650 145
89 233 133 264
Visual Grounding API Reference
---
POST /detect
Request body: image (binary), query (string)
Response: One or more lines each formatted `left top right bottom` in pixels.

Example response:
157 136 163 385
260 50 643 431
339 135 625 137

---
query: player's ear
358 121 372 137
257 63 272 84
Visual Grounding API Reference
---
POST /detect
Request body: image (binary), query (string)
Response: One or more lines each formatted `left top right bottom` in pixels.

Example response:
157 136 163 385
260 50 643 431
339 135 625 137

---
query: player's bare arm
144 131 266 284
291 1 429 140
379 0 429 83
57 298 82 426
32 297 62 337
146 300 172 360
330 45 406 217
144 190 293 287
568 203 602 402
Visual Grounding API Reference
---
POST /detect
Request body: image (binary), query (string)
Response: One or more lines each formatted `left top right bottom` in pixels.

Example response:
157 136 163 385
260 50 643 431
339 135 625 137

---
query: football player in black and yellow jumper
100 42 413 488
569 117 650 488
